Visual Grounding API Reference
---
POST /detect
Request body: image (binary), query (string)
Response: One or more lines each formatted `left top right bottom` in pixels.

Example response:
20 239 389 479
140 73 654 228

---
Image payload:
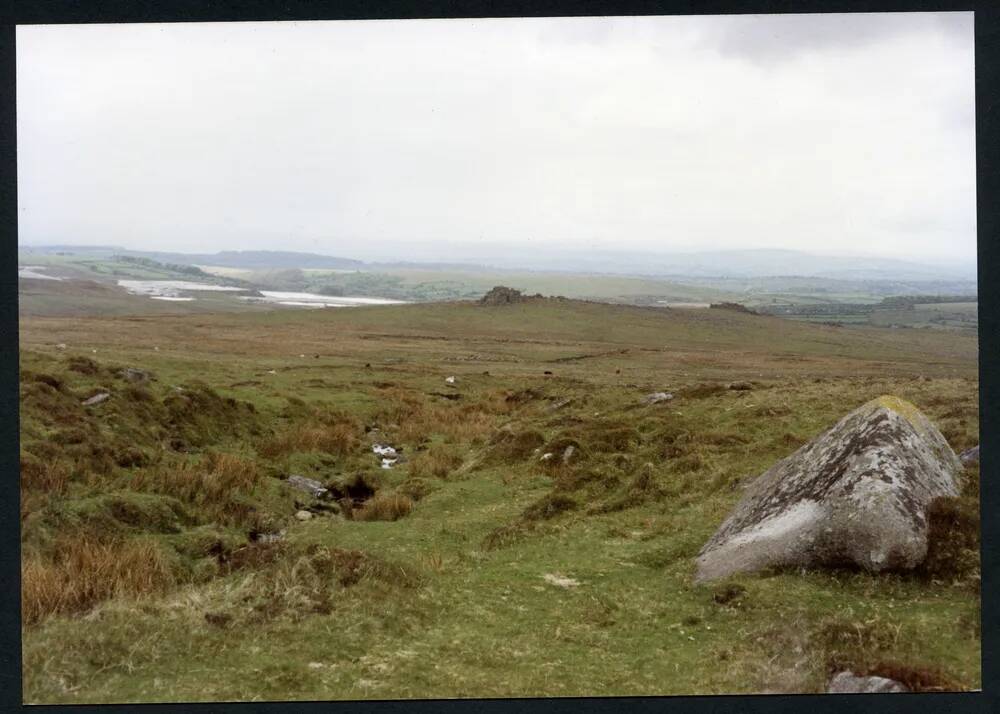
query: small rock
81 392 110 407
286 474 329 499
381 458 397 469
299 354 305 358
256 530 286 544
267 369 276 375
540 452 554 461
644 392 674 405
548 397 573 412
295 510 313 522
445 376 456 385
960 445 979 465
542 573 580 588
562 445 576 465
55 343 67 350
119 367 149 383
827 671 908 694
373 444 397 458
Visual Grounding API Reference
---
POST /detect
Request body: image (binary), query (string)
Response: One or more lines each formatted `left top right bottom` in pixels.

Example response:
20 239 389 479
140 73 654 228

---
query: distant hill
19 244 975 283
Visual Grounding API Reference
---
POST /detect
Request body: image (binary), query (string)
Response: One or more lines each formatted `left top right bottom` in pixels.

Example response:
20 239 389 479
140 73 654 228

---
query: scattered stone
55 343 67 350
381 458 397 470
959 445 979 465
267 369 276 375
479 285 525 305
373 444 397 458
81 392 110 407
299 354 305 358
154 346 159 351
562 445 576 465
286 474 329 499
118 367 150 382
542 573 580 588
695 396 962 582
827 671 908 694
445 376 456 385
644 392 674 404
256 530 286 544
295 510 313 521
728 382 753 391
548 397 573 412
540 452 554 461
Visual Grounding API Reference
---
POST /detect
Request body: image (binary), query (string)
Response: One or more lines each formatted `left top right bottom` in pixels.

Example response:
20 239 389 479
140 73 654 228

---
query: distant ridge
18 244 976 283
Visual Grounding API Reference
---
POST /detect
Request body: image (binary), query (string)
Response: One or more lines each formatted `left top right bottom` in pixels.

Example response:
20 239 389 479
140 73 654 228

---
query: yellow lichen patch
868 395 929 434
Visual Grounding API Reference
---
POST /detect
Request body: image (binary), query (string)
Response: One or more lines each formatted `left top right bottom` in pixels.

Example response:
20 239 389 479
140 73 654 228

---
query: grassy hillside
19 298 980 702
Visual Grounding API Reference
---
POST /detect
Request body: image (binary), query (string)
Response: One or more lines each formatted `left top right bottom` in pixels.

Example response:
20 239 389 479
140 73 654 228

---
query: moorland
18 268 980 701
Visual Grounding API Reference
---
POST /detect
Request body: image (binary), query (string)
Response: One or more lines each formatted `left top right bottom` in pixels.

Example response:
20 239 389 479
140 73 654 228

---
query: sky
16 12 976 266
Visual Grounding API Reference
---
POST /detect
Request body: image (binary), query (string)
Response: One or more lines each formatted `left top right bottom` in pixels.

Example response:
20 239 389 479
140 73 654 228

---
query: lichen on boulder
695 396 962 582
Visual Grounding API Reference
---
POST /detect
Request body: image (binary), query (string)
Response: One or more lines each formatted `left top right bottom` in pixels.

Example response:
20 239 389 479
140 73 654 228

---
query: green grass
19 297 980 701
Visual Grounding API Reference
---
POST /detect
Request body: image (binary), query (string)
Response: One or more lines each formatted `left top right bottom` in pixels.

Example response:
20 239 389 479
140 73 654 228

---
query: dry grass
408 443 463 479
129 452 263 526
258 422 358 458
20 456 70 495
22 535 176 625
353 493 414 522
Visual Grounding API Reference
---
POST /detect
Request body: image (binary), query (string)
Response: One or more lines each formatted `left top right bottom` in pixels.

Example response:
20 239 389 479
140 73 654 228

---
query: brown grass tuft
354 493 414 522
129 452 263 526
22 535 176 625
258 422 358 458
20 456 69 495
917 495 979 581
408 443 463 479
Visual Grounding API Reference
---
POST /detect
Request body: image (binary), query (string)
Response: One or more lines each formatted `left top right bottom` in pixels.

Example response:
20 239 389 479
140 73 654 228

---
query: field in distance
18 294 980 702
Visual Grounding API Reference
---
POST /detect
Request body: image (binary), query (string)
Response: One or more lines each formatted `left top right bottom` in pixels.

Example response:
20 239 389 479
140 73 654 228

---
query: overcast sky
17 13 975 265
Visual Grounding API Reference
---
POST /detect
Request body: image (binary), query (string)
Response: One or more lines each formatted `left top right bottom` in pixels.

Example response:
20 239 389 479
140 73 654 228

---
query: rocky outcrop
709 302 756 314
695 396 962 582
286 474 329 499
827 671 908 693
479 286 525 305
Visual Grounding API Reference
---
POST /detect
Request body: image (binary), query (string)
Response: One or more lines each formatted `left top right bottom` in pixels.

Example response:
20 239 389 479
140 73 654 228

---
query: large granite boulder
695 396 962 582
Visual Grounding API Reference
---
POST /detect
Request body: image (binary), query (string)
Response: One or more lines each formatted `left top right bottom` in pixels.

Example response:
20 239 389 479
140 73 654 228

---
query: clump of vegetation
862 661 959 693
711 582 747 607
396 477 435 502
521 493 578 521
353 493 414 522
408 443 463 479
258 420 358 458
916 495 979 583
128 451 273 529
22 535 177 625
484 428 546 464
679 383 728 399
812 612 960 691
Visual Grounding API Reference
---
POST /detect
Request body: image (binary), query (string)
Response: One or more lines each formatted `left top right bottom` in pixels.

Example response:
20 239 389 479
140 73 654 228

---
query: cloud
704 11 971 65
16 13 976 265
